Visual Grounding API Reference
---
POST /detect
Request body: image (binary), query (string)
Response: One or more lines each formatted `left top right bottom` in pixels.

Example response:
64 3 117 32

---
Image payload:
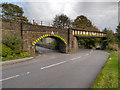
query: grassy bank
1 54 30 62
92 50 118 88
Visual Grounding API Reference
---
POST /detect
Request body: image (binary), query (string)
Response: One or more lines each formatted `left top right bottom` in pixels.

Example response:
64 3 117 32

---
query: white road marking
27 72 30 75
86 54 89 56
21 72 31 75
0 75 20 82
70 56 81 60
41 56 82 70
41 61 67 70
1 71 31 82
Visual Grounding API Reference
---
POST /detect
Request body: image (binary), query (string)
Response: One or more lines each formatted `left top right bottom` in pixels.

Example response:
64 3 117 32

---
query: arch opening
32 34 67 53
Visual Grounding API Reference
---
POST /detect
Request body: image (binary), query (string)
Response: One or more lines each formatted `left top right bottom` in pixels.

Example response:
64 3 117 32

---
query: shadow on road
35 46 60 54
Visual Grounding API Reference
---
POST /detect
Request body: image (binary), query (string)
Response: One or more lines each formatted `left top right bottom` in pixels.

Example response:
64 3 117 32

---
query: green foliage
102 28 115 49
4 34 22 54
78 38 100 49
104 29 115 44
20 50 30 57
0 44 13 57
0 48 30 61
116 23 120 47
114 33 118 44
1 3 23 18
53 14 71 28
72 15 101 49
1 3 30 23
2 52 30 61
73 15 92 28
73 15 99 31
106 44 117 51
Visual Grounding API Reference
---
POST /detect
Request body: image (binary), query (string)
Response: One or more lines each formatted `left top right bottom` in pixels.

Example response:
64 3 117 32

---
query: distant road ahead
2 48 109 88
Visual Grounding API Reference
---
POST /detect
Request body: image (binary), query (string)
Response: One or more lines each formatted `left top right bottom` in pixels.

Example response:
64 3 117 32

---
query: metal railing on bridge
72 28 106 37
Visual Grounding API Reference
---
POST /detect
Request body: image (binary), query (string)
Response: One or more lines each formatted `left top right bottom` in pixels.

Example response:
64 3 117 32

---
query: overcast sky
1 0 119 32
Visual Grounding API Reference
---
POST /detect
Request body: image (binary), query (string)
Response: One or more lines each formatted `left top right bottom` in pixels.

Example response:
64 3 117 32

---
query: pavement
1 46 110 88
1 57 34 66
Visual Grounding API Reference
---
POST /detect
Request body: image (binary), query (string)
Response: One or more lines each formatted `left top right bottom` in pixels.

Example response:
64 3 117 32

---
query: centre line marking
0 75 20 82
41 61 67 70
70 56 81 60
26 72 30 75
41 56 82 70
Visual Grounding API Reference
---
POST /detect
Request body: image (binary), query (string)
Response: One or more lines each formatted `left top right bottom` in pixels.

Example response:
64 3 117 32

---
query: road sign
51 31 54 35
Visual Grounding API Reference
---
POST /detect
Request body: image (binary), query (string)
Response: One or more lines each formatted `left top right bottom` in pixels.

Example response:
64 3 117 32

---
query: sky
1 0 120 32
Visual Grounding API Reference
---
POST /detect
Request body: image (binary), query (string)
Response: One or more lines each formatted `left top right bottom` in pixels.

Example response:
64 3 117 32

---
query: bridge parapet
72 28 106 37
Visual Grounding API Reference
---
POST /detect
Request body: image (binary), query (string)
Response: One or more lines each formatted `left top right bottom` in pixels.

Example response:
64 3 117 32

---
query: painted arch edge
32 34 67 46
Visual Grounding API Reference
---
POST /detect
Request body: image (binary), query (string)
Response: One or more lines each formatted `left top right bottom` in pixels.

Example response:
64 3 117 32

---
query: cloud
21 2 79 25
1 0 120 3
1 1 118 32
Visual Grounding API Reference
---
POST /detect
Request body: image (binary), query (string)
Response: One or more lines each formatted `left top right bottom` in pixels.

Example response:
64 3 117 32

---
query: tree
116 23 120 49
53 14 71 28
73 15 99 31
103 28 115 44
116 23 120 42
3 34 22 54
102 28 108 33
73 15 100 49
102 28 115 49
1 3 30 23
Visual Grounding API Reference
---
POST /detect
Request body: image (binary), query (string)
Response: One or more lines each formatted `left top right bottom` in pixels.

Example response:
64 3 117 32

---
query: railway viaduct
1 20 106 55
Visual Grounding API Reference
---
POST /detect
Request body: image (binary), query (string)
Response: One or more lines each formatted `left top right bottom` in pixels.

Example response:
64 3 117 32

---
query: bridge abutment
67 29 78 54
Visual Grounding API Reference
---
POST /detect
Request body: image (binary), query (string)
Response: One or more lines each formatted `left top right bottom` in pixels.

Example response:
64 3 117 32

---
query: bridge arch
32 34 68 53
32 34 67 46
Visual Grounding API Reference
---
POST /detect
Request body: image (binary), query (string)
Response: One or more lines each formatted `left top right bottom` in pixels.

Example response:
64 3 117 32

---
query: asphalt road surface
2 47 109 88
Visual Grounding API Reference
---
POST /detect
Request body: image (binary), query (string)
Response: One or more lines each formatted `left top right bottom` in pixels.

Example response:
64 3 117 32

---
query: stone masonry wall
1 20 78 55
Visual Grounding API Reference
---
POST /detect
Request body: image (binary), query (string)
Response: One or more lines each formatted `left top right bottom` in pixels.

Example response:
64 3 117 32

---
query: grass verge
1 53 30 62
92 50 118 88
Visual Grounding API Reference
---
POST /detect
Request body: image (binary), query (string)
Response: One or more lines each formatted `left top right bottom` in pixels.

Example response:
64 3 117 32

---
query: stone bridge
1 20 106 56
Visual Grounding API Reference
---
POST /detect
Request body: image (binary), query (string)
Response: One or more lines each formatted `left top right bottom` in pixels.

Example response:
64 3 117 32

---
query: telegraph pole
41 21 42 26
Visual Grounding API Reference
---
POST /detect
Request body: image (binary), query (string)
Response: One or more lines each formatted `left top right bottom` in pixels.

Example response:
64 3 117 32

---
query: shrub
3 34 22 54
6 55 14 58
20 51 30 57
0 44 13 57
106 44 117 51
